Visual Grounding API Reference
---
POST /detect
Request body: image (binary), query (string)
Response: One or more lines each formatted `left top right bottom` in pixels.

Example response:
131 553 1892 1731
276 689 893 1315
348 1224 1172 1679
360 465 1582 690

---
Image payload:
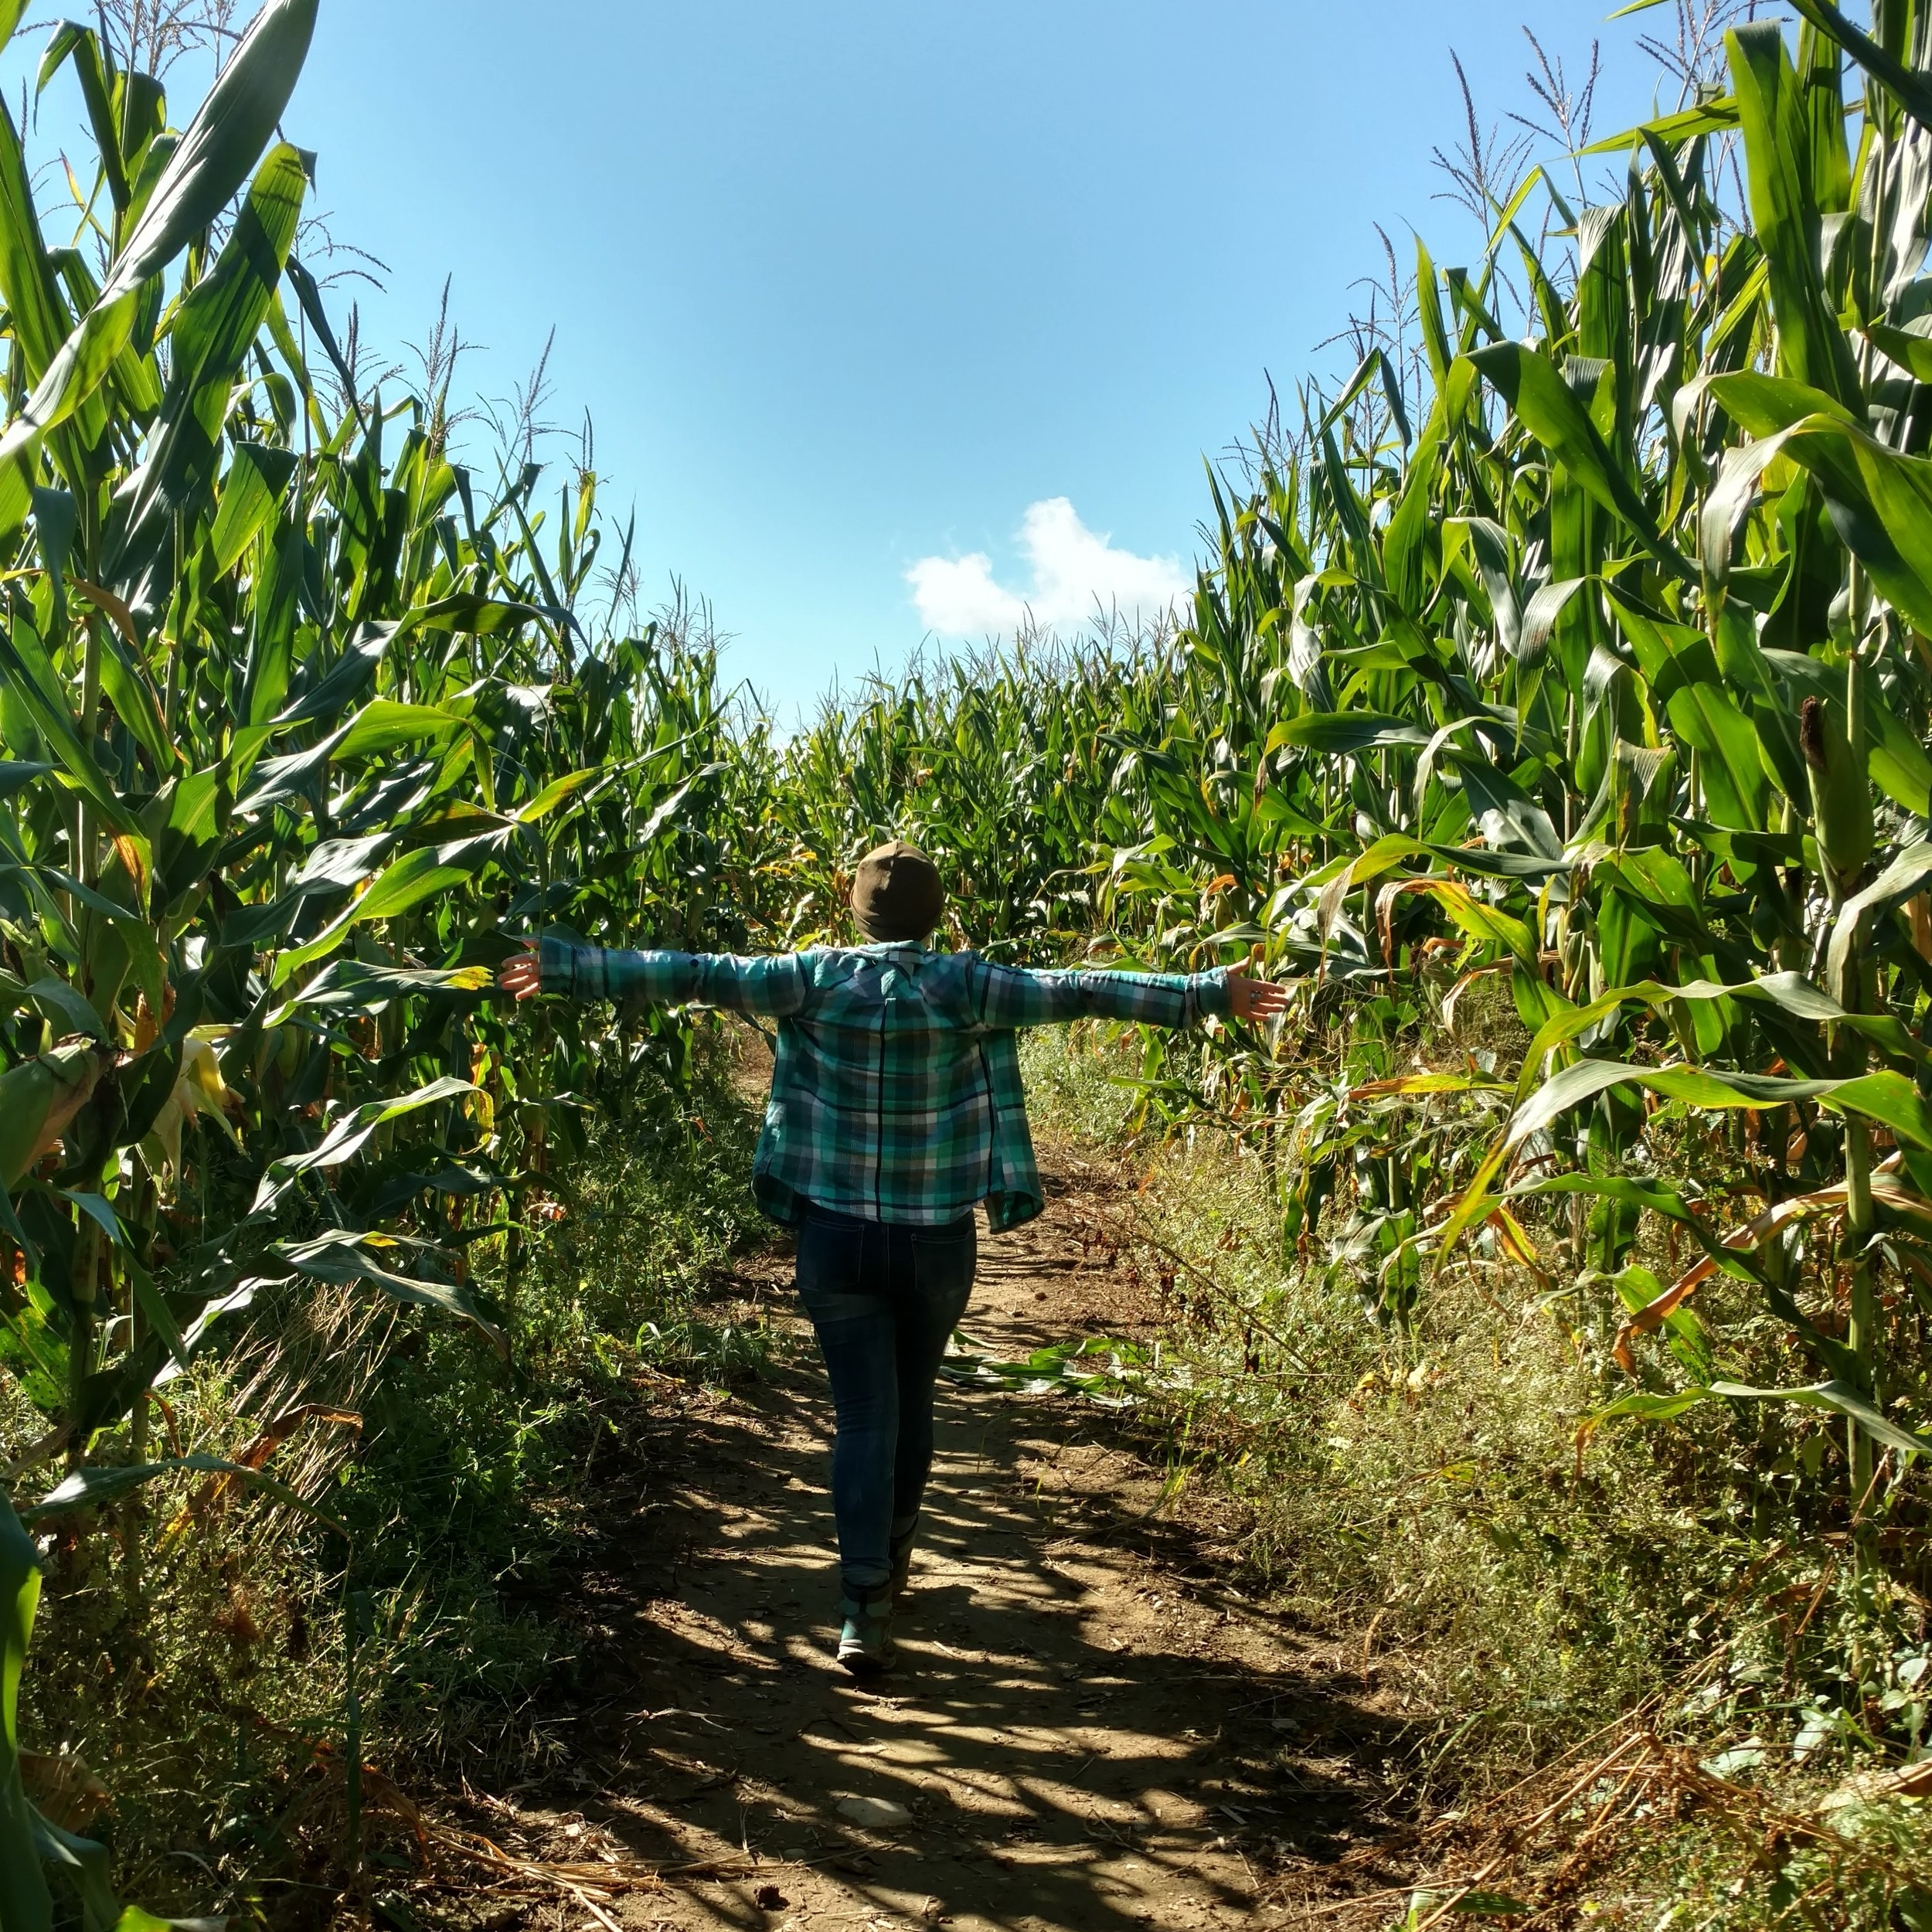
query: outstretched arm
496 937 808 1017
968 954 1287 1030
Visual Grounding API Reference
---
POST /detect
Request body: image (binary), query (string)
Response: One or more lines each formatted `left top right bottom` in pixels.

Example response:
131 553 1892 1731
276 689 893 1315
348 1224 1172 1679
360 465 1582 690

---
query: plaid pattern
539 938 1230 1230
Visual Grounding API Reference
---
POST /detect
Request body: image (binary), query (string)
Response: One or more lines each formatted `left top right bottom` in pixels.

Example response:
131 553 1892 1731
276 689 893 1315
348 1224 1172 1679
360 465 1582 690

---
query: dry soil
426 1158 1402 1931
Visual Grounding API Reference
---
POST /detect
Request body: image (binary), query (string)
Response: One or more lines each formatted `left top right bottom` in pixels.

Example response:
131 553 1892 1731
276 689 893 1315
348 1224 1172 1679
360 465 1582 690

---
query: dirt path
441 1160 1398 1931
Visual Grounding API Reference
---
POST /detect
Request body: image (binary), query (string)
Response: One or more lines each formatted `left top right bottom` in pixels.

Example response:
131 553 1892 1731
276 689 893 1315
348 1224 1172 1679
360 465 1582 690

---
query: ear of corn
0 1046 108 1191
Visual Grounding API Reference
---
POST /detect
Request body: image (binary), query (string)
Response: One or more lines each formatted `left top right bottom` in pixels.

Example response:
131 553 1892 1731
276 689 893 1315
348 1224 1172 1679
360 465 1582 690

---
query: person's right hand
498 941 543 1002
1224 957 1288 1023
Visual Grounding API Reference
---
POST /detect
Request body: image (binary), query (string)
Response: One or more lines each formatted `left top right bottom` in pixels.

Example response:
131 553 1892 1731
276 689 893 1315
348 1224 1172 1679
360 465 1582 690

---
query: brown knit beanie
851 841 944 942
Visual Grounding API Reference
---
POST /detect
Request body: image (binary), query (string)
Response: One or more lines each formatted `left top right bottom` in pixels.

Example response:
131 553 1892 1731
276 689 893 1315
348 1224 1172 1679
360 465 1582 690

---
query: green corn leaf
1599 1059 1825 1120
1796 12 1851 214
1588 1389 1719 1430
1442 976 1932 1253
1664 680 1771 830
250 1075 477 1211
27 1454 345 1535
267 835 503 987
1594 1379 1932 1460
0 1493 53 1932
0 288 141 540
1872 727 1932 818
1469 342 1689 579
96 0 318 311
1828 841 1932 995
1271 713 1433 755
31 1809 121 1932
209 443 298 576
513 767 603 825
1727 23 1860 405
1519 577 1589 668
332 699 466 764
1383 374 1461 611
1506 1174 1766 1285
83 599 175 777
1865 321 1932 383
262 960 492 1025
124 1252 191 1375
0 0 318 536
1824 1070 1932 1149
282 254 362 413
144 767 223 906
1784 0 1932 132
1704 377 1932 637
110 141 309 576
1581 99 1740 156
36 24 129 215
1502 1057 1930 1154
0 94 74 386
401 592 562 644
275 1230 503 1350
25 975 109 1042
1512 971 1920 1111
272 623 397 728
33 869 165 1022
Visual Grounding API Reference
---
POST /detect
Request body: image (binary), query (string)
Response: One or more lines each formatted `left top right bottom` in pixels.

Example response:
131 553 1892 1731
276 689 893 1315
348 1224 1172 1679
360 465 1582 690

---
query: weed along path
430 1160 1396 1932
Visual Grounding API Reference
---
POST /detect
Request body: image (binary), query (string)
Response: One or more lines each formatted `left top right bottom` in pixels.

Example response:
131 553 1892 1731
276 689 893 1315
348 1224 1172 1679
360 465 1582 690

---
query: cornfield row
9 0 1932 1921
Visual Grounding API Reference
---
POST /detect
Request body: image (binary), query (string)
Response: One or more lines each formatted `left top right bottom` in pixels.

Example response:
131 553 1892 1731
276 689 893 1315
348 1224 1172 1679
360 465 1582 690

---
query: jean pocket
910 1219 978 1319
795 1215 866 1310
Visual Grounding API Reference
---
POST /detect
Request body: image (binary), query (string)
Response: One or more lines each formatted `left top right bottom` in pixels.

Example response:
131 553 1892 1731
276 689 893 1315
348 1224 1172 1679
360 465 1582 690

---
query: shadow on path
454 1167 1398 1932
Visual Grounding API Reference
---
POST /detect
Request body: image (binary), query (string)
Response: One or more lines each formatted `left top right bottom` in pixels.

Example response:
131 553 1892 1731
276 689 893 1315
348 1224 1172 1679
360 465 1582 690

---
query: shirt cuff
538 935 577 998
1195 966 1232 1019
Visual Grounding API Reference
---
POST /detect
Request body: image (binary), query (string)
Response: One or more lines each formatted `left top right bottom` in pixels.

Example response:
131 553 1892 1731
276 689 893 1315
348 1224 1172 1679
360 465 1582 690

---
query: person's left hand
1224 957 1288 1022
498 940 543 1002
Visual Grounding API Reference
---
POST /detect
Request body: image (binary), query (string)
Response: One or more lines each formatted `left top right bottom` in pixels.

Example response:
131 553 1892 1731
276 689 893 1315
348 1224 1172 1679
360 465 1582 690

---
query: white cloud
906 498 1191 639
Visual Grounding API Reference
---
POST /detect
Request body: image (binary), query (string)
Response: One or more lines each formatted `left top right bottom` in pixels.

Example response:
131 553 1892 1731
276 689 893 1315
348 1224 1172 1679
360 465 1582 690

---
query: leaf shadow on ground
435 1185 1409 1932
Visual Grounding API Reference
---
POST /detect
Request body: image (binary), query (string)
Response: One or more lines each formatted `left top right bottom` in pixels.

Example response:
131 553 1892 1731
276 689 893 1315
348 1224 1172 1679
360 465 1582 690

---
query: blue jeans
794 1203 978 1595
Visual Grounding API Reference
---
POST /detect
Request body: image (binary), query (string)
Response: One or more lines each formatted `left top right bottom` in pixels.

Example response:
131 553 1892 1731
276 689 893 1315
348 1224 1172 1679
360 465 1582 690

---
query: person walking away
498 841 1287 1675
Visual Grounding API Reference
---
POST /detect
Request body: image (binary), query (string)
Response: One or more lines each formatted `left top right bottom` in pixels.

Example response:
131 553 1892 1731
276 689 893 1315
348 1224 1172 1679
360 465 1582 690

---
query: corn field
11 0 1932 1921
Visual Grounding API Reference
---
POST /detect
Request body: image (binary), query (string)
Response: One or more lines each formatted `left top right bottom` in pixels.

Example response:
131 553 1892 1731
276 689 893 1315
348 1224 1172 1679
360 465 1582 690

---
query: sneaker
836 1591 894 1677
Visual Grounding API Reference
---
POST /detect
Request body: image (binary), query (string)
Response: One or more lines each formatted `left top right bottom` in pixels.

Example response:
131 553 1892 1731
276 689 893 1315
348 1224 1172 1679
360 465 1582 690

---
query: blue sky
37 2 1678 716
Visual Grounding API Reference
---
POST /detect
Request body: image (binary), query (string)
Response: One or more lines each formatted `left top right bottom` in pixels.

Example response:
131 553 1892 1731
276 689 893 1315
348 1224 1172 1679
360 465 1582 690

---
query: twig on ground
426 1811 760 1898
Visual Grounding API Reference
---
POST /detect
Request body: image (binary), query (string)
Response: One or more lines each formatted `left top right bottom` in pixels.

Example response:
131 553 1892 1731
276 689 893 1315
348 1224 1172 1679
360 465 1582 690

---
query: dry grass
1022 1025 1932 1928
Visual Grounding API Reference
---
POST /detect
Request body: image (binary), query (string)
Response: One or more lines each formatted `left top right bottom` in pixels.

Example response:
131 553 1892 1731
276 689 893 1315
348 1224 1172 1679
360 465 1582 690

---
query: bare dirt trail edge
455 1161 1398 1932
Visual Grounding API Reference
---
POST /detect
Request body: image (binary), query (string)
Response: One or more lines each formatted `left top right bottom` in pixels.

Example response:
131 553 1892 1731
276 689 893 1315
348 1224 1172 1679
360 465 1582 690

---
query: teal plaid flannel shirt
539 938 1230 1230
